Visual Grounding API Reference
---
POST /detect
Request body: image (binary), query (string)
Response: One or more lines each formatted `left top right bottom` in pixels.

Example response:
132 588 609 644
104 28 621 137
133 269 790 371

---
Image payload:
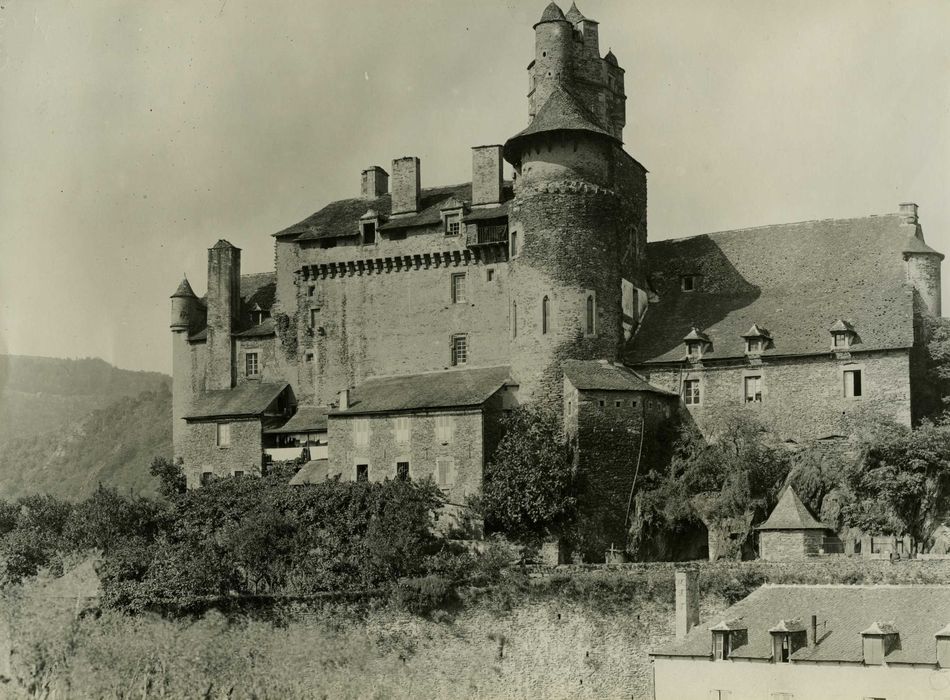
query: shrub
392 574 457 615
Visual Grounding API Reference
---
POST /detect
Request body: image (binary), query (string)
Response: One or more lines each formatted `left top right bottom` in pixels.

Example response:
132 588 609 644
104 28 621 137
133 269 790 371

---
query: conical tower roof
536 2 567 26
756 485 829 531
171 277 197 299
902 233 945 259
503 84 618 165
565 2 585 24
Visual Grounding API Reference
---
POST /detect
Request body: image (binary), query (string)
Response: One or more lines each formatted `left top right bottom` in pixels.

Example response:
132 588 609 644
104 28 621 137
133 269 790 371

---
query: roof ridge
651 212 903 245
355 364 513 385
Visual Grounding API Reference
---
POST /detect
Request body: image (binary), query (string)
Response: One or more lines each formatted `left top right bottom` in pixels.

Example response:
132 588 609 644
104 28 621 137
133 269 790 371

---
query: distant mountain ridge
0 355 172 500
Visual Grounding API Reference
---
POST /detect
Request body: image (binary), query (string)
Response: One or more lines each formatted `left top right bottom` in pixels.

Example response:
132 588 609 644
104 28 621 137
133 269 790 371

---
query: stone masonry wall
234 336 280 387
327 409 485 506
759 531 806 561
639 350 912 441
179 418 263 488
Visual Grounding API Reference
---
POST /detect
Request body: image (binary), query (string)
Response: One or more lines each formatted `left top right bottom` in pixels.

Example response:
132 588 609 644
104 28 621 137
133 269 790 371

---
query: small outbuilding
757 485 833 561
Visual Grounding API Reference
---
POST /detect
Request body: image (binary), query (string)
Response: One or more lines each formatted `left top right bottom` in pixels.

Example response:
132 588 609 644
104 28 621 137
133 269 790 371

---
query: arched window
542 296 550 335
586 295 595 336
511 301 518 338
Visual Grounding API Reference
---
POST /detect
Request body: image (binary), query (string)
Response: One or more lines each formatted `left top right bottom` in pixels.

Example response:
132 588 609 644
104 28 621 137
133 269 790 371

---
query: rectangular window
451 334 467 366
444 213 461 235
354 418 370 447
683 379 701 405
308 285 315 297
451 273 466 303
834 333 847 348
436 458 456 489
305 352 314 363
486 268 495 282
396 462 410 481
681 275 697 292
598 399 606 408
744 375 762 403
435 415 454 443
510 230 518 258
394 416 410 444
746 338 763 353
200 471 214 486
309 308 319 328
713 632 730 660
614 400 623 408
362 221 376 245
356 464 369 482
216 423 230 448
233 470 244 478
245 352 260 378
844 369 863 398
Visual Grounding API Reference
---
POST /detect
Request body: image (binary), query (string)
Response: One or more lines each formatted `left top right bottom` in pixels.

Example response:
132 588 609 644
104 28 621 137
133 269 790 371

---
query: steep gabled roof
504 84 619 165
653 584 950 664
184 382 290 420
756 485 829 531
561 359 676 395
627 214 918 363
331 365 514 416
274 182 514 241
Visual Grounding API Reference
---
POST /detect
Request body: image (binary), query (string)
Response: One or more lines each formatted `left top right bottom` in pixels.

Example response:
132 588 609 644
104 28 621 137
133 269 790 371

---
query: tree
475 404 576 541
149 456 186 499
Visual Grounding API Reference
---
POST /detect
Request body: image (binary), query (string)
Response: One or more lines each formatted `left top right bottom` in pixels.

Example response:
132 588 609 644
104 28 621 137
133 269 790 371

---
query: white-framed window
744 375 762 403
436 457 456 489
354 418 370 447
394 416 410 444
435 415 454 443
746 338 764 354
598 399 606 408
713 631 731 660
614 400 624 408
451 334 467 366
444 212 461 235
684 379 701 405
245 351 260 378
233 470 245 478
833 331 850 349
687 341 704 360
844 369 863 398
451 273 466 303
216 422 231 448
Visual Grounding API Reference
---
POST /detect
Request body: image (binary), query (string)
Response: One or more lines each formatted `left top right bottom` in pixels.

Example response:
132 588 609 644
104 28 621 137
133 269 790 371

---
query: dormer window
861 622 899 666
681 275 699 292
769 620 807 663
710 620 747 660
713 631 730 660
683 327 711 361
741 324 772 355
444 212 461 236
361 220 377 245
829 320 856 350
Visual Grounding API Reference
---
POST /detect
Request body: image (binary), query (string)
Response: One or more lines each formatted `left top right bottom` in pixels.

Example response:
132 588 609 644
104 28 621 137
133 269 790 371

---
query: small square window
200 471 214 486
216 423 230 447
681 275 698 292
233 470 245 478
844 369 863 398
833 332 849 348
683 379 701 405
356 464 369 482
307 285 315 297
614 400 623 408
444 212 461 235
687 342 703 359
305 352 314 363
746 338 764 354
451 273 466 303
245 352 260 378
396 462 410 481
451 334 467 366
598 399 606 408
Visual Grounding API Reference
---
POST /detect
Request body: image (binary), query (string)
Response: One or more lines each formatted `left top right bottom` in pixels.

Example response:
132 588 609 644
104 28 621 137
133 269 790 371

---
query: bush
392 575 457 615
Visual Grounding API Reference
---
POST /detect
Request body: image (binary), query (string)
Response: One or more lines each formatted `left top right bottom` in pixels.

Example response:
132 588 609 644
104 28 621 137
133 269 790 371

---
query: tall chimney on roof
391 157 421 215
472 145 503 206
900 202 919 225
206 240 241 391
675 570 700 640
361 166 389 198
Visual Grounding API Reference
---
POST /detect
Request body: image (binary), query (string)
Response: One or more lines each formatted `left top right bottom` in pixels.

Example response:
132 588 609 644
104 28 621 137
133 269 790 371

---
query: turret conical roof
537 2 567 25
756 485 829 531
565 2 585 24
171 277 197 299
902 233 945 260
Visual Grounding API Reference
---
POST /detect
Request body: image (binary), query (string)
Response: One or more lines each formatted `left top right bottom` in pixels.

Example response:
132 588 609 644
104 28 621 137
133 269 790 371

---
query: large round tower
503 2 647 406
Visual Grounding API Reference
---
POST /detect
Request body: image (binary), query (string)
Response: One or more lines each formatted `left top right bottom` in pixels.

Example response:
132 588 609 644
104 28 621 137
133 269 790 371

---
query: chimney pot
361 166 389 198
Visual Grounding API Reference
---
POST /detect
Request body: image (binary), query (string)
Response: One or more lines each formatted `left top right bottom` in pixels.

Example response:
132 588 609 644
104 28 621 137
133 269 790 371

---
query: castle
169 3 943 539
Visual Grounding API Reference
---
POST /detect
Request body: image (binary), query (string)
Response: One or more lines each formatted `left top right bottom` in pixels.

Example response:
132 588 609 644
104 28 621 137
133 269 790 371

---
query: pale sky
1 0 948 374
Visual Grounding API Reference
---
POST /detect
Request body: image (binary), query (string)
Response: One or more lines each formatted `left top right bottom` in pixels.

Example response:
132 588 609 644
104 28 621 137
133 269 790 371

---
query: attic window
681 275 699 292
746 338 764 354
833 332 850 349
361 221 377 245
444 212 461 236
687 341 704 359
713 631 731 660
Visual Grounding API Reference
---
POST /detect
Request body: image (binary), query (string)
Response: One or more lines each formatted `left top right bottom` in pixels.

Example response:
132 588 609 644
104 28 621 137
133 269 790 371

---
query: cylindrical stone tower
900 203 943 318
170 277 199 460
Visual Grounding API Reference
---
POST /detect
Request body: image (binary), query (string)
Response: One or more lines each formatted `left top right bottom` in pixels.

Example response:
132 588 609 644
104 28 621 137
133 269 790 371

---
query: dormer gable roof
683 327 710 343
861 621 899 636
741 323 772 339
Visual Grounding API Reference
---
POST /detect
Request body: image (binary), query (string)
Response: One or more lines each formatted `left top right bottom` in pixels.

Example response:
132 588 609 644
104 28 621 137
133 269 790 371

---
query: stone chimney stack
361 166 389 199
391 157 421 215
900 202 919 225
339 389 350 411
206 240 241 391
472 145 504 206
675 570 700 640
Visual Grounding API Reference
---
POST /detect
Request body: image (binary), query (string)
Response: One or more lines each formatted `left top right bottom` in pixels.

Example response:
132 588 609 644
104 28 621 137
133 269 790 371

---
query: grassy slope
0 355 172 500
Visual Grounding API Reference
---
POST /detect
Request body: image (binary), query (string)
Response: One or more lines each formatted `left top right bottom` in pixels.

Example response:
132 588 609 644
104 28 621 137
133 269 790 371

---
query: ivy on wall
273 312 298 361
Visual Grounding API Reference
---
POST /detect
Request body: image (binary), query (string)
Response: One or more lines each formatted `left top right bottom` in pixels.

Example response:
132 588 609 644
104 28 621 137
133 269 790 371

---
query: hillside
0 355 172 500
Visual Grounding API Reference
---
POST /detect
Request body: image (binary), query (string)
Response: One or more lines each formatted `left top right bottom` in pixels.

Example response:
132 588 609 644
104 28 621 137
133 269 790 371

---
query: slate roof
902 233 945 258
288 459 342 486
627 214 923 364
332 365 514 417
265 406 329 434
504 84 619 165
652 584 950 665
273 183 514 241
463 202 509 222
565 2 585 24
184 382 289 420
234 318 276 338
756 485 829 531
171 278 197 298
537 2 567 25
188 272 276 342
561 359 676 395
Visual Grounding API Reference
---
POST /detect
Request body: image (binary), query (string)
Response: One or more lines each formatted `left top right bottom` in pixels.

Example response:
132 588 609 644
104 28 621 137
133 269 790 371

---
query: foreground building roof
653 584 950 665
185 382 289 420
561 359 676 395
265 406 329 434
757 485 830 531
331 366 514 416
628 214 917 363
